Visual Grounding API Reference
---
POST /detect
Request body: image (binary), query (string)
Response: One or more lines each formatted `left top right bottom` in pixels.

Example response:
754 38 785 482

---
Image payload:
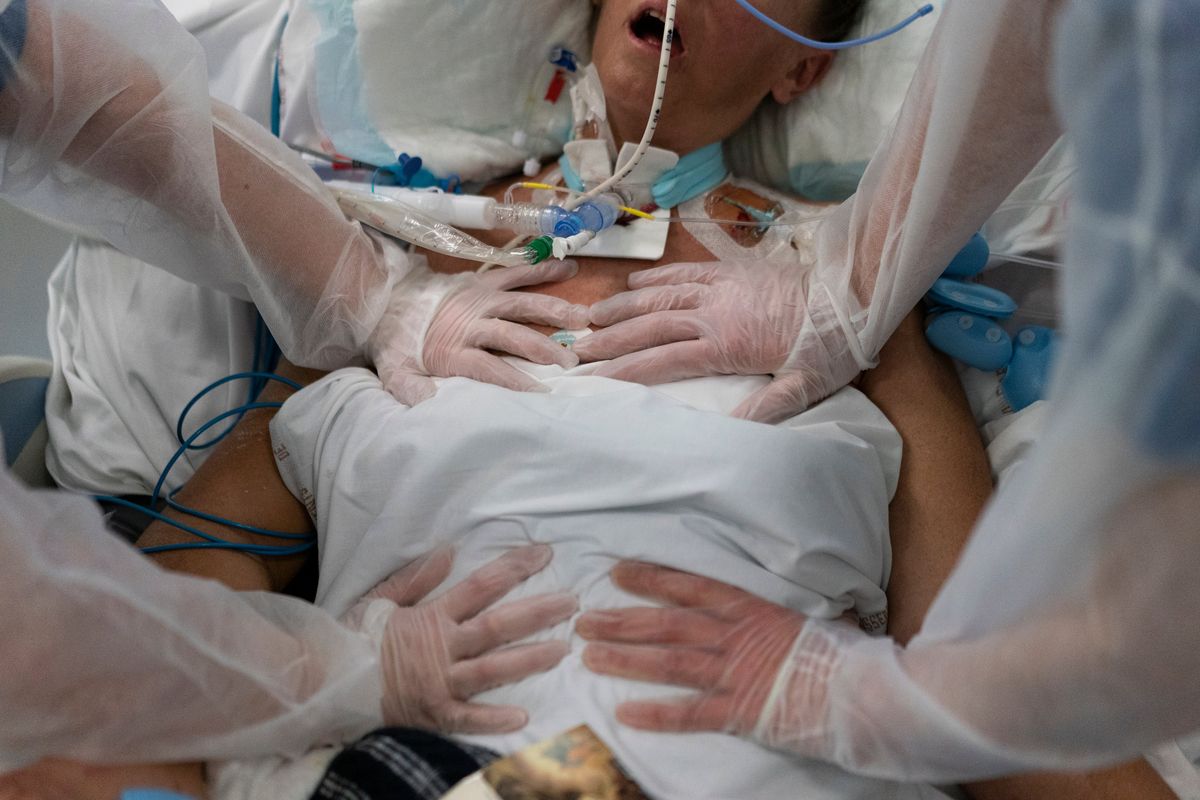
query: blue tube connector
571 195 620 234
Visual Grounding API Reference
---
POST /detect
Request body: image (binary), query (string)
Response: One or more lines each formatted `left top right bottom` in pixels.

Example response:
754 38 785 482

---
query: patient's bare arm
857 310 993 644
0 365 325 799
4 363 331 800
0 363 330 797
861 314 1175 800
135 359 326 592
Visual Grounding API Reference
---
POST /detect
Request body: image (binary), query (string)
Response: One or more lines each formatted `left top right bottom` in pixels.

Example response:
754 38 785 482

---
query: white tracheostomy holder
261 362 933 800
0 0 427 370
0 457 384 772
736 0 1200 783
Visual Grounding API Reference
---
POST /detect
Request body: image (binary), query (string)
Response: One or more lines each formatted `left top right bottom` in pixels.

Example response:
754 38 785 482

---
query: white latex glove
345 544 577 734
367 261 589 406
573 261 863 424
575 561 815 742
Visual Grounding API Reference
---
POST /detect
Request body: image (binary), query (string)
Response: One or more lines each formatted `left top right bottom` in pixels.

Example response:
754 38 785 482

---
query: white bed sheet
263 363 959 799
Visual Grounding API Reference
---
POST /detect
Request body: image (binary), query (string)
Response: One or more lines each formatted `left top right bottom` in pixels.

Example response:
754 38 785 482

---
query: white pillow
727 0 940 201
283 0 935 195
285 0 593 183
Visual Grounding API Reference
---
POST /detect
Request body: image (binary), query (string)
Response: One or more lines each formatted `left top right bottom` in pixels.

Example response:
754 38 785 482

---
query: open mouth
628 6 685 57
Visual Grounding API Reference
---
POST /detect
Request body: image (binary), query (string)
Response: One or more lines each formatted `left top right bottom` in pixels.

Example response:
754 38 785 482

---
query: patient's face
591 0 831 155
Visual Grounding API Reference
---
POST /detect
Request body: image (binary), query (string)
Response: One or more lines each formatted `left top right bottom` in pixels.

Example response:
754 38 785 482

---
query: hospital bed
0 355 53 488
0 2 1143 798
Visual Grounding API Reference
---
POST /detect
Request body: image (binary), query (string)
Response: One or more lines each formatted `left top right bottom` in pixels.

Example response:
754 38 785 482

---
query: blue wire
164 488 313 541
174 371 301 448
131 359 314 555
102 391 316 556
132 348 309 556
183 314 269 443
152 402 285 507
97 495 314 556
730 0 934 50
140 541 312 556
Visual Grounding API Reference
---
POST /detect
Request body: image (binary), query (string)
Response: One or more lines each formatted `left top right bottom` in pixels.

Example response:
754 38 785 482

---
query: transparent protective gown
806 0 1063 385
568 0 1068 423
753 0 1200 780
0 462 384 772
0 0 405 369
0 1 385 767
0 0 583 770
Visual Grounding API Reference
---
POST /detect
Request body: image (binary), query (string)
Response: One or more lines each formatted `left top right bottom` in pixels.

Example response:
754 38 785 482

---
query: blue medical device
731 0 935 50
1002 326 1058 411
925 234 1060 409
943 231 990 278
925 272 1016 370
926 277 1018 319
925 306 1013 371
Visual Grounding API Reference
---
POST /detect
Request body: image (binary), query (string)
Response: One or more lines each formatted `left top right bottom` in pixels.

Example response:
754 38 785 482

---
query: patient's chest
418 169 825 335
420 201 718 309
415 166 783 311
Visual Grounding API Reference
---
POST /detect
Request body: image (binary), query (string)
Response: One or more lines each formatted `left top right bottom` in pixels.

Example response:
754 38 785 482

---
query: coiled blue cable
98 495 314 556
97 329 311 556
730 0 934 50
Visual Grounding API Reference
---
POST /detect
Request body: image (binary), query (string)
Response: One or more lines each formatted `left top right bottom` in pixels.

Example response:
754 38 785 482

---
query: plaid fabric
311 728 499 800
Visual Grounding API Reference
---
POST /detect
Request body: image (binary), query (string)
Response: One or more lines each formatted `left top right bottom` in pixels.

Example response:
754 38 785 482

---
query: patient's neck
604 103 721 159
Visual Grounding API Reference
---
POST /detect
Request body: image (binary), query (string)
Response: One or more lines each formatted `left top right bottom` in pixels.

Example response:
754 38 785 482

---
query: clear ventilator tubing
324 181 581 239
490 202 576 237
324 181 498 230
333 189 540 268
